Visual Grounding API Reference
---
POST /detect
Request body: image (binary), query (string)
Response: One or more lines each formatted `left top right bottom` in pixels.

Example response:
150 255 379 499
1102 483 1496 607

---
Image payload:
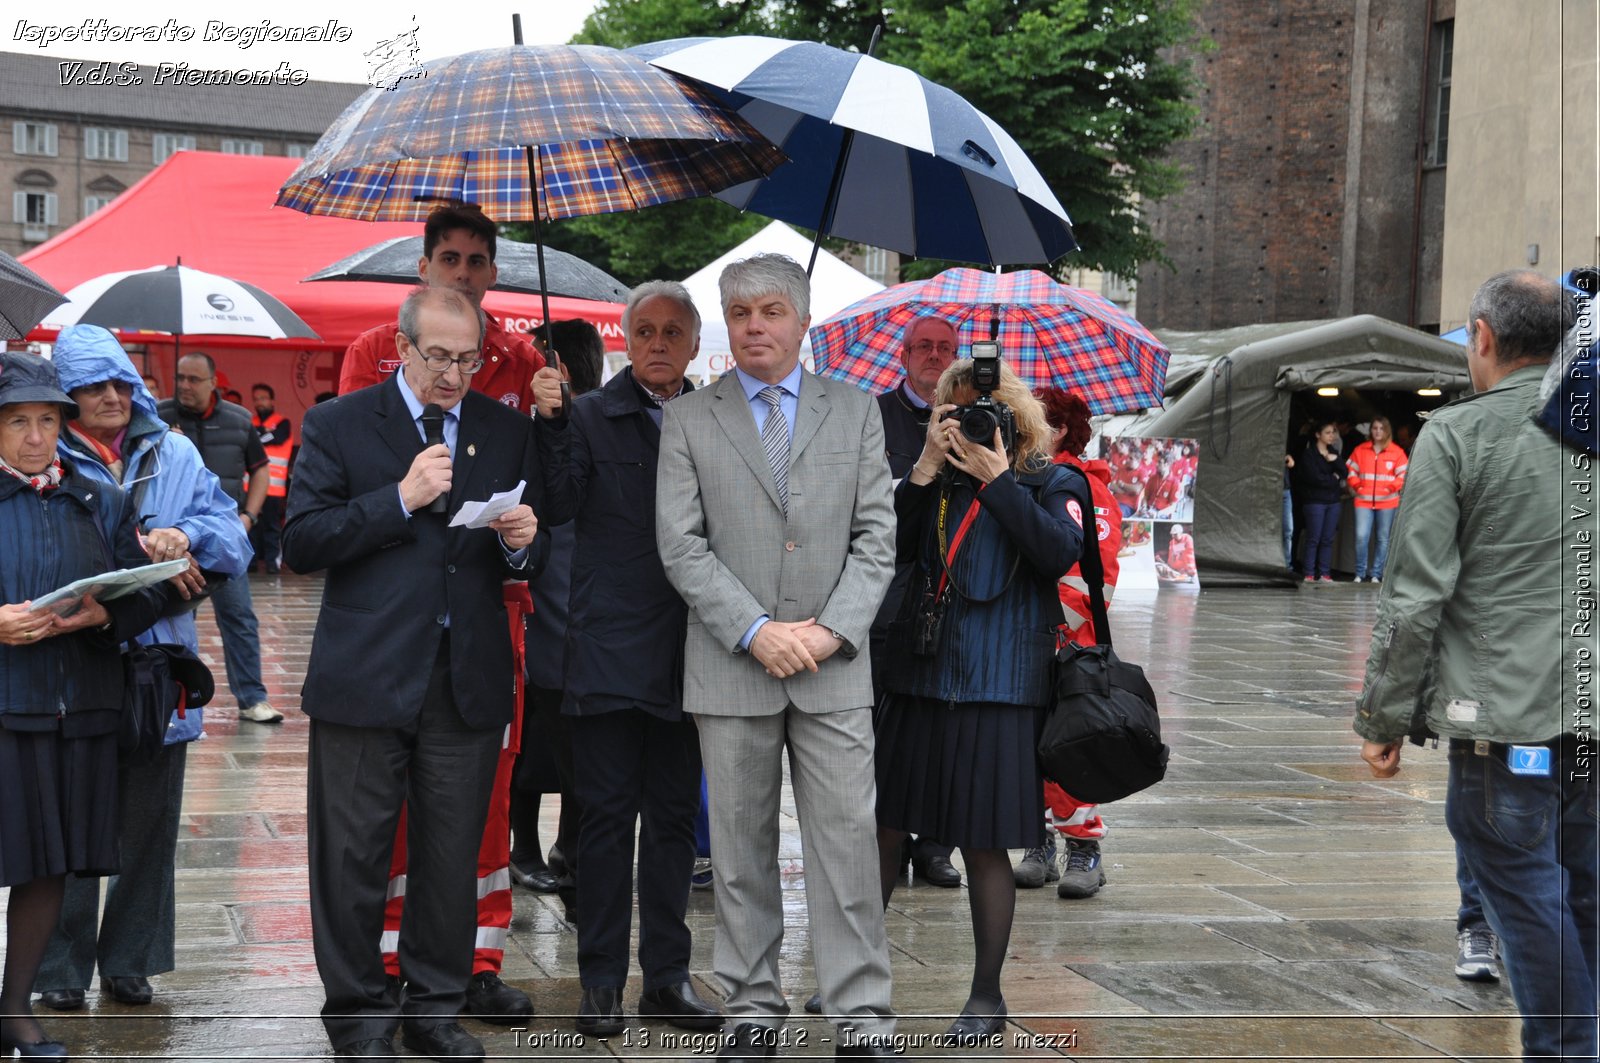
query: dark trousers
40 742 188 988
1300 501 1341 578
513 685 581 863
570 707 701 991
250 495 284 568
307 640 502 1050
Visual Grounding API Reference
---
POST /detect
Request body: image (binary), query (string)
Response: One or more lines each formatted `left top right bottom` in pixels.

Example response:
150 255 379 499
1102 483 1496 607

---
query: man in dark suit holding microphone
284 287 545 1061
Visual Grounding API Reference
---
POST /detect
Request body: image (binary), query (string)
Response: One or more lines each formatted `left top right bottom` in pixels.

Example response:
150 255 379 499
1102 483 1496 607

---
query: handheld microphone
420 403 448 515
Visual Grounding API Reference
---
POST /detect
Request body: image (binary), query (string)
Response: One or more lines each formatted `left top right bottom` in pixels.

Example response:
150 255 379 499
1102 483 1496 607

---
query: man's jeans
207 573 268 708
1351 506 1396 580
1457 845 1488 931
1446 739 1599 1061
1282 489 1295 569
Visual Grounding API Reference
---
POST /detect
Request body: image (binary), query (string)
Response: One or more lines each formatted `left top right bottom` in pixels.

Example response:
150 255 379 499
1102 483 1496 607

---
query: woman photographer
875 359 1084 1045
0 353 171 1059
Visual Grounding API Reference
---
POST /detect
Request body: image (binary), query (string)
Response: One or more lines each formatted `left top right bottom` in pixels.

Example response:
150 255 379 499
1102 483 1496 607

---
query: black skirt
874 693 1046 850
0 725 120 887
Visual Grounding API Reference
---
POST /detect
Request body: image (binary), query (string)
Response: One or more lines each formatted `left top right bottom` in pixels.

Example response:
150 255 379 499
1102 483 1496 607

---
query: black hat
152 643 216 709
0 352 77 418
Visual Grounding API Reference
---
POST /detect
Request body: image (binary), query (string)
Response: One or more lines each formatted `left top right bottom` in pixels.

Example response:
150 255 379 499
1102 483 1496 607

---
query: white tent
682 221 883 384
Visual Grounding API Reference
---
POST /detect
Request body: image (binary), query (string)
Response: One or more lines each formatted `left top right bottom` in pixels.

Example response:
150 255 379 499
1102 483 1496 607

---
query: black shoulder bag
120 642 214 761
1036 474 1169 803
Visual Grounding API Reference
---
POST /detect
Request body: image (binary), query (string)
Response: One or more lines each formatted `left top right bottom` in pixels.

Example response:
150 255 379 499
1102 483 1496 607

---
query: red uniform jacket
339 310 544 409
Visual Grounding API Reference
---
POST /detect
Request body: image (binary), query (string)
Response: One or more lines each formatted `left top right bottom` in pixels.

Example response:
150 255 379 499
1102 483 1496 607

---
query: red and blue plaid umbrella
810 269 1169 415
275 44 784 222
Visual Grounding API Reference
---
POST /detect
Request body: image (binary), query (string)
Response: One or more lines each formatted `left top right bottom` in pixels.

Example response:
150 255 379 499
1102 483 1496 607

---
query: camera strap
934 484 985 602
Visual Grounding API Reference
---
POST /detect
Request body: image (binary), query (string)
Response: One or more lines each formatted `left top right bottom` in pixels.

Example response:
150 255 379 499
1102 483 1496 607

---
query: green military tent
1105 315 1469 587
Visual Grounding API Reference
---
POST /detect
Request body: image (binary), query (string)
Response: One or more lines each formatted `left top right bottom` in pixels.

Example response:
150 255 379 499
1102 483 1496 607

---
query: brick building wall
1137 0 1446 331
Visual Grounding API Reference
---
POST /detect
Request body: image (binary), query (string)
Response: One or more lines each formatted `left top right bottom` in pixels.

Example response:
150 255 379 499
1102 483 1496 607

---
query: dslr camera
943 340 1017 452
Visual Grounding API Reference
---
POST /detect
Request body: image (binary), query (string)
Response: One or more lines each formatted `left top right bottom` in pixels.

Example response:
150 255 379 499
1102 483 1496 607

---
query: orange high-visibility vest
1346 440 1408 509
255 413 293 498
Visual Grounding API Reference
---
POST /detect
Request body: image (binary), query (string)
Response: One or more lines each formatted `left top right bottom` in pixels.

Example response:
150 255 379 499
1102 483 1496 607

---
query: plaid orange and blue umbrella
276 45 785 222
809 268 1170 416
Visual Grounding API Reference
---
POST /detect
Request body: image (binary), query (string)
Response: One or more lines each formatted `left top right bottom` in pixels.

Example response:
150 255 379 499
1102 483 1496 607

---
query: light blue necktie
759 386 789 514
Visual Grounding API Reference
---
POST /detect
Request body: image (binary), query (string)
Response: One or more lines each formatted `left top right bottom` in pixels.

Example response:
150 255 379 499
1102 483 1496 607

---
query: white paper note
448 481 526 529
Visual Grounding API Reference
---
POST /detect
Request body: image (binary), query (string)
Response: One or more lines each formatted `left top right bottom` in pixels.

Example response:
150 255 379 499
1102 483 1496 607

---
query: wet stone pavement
2 577 1521 1061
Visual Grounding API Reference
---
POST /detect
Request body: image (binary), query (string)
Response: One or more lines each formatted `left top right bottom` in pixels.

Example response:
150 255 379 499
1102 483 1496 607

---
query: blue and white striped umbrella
630 36 1077 267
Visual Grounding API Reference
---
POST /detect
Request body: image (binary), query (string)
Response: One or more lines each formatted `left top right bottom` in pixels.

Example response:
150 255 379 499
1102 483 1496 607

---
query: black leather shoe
639 981 724 1030
546 844 569 878
0 1036 68 1059
38 989 85 1011
575 986 625 1036
336 1037 396 1058
101 975 153 1004
509 857 560 893
716 1022 777 1061
465 972 531 1025
401 1021 483 1060
913 853 962 888
803 991 823 1014
940 1001 1007 1045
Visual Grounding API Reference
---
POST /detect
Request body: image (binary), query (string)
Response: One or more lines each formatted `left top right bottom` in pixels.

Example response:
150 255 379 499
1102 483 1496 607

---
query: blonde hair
935 359 1054 474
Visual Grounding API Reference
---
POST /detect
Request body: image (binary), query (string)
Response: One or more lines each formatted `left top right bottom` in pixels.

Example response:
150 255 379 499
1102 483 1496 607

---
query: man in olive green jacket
1354 270 1594 1062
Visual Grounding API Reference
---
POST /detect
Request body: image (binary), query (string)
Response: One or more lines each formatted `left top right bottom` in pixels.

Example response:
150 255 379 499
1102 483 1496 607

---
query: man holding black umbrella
339 205 544 407
874 316 961 888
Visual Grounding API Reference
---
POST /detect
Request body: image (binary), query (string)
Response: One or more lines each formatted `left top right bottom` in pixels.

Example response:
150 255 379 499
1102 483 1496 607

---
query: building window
1425 20 1453 166
862 246 890 285
13 191 59 225
153 133 196 163
13 122 58 156
84 194 118 216
285 142 316 159
220 139 264 156
84 127 129 162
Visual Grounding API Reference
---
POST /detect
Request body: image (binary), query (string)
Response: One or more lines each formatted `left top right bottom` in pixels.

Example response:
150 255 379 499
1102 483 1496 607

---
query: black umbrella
0 249 66 340
305 236 629 304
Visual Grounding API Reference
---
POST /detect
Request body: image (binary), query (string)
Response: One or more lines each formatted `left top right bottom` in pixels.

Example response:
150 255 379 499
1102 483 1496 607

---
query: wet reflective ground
3 578 1518 1061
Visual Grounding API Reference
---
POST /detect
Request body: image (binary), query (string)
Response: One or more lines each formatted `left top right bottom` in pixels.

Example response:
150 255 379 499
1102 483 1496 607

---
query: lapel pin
467 444 477 457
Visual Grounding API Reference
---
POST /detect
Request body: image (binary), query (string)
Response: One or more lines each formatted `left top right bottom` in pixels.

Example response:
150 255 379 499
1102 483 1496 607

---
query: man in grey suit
657 254 898 1060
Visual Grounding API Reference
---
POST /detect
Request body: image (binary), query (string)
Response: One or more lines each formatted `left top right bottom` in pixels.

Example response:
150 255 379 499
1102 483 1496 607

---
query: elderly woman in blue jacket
34 326 251 1013
0 352 172 1060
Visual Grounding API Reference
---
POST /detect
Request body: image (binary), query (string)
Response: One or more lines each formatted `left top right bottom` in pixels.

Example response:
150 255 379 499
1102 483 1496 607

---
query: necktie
759 386 789 514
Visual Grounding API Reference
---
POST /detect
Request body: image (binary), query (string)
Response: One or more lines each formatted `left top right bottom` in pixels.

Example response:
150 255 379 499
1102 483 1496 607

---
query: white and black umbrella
43 265 318 340
629 35 1078 270
0 249 66 340
305 236 630 304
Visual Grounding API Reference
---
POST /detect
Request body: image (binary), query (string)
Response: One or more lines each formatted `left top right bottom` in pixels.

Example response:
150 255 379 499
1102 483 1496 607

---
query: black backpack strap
1057 463 1111 649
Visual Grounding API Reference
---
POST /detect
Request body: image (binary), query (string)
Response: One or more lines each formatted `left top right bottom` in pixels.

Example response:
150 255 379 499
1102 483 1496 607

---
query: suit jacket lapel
376 377 425 471
450 394 486 511
789 371 831 465
710 372 785 514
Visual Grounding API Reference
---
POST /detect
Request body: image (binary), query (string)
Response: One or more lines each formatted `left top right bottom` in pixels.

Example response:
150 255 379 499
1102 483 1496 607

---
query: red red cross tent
19 151 625 421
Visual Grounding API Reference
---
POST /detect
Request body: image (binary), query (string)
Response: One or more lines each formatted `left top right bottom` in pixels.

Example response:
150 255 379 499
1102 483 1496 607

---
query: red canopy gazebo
20 151 625 418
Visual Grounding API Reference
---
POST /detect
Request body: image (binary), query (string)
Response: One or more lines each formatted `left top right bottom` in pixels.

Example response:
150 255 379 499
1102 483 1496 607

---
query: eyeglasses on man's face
908 340 957 357
401 333 486 375
174 372 212 386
